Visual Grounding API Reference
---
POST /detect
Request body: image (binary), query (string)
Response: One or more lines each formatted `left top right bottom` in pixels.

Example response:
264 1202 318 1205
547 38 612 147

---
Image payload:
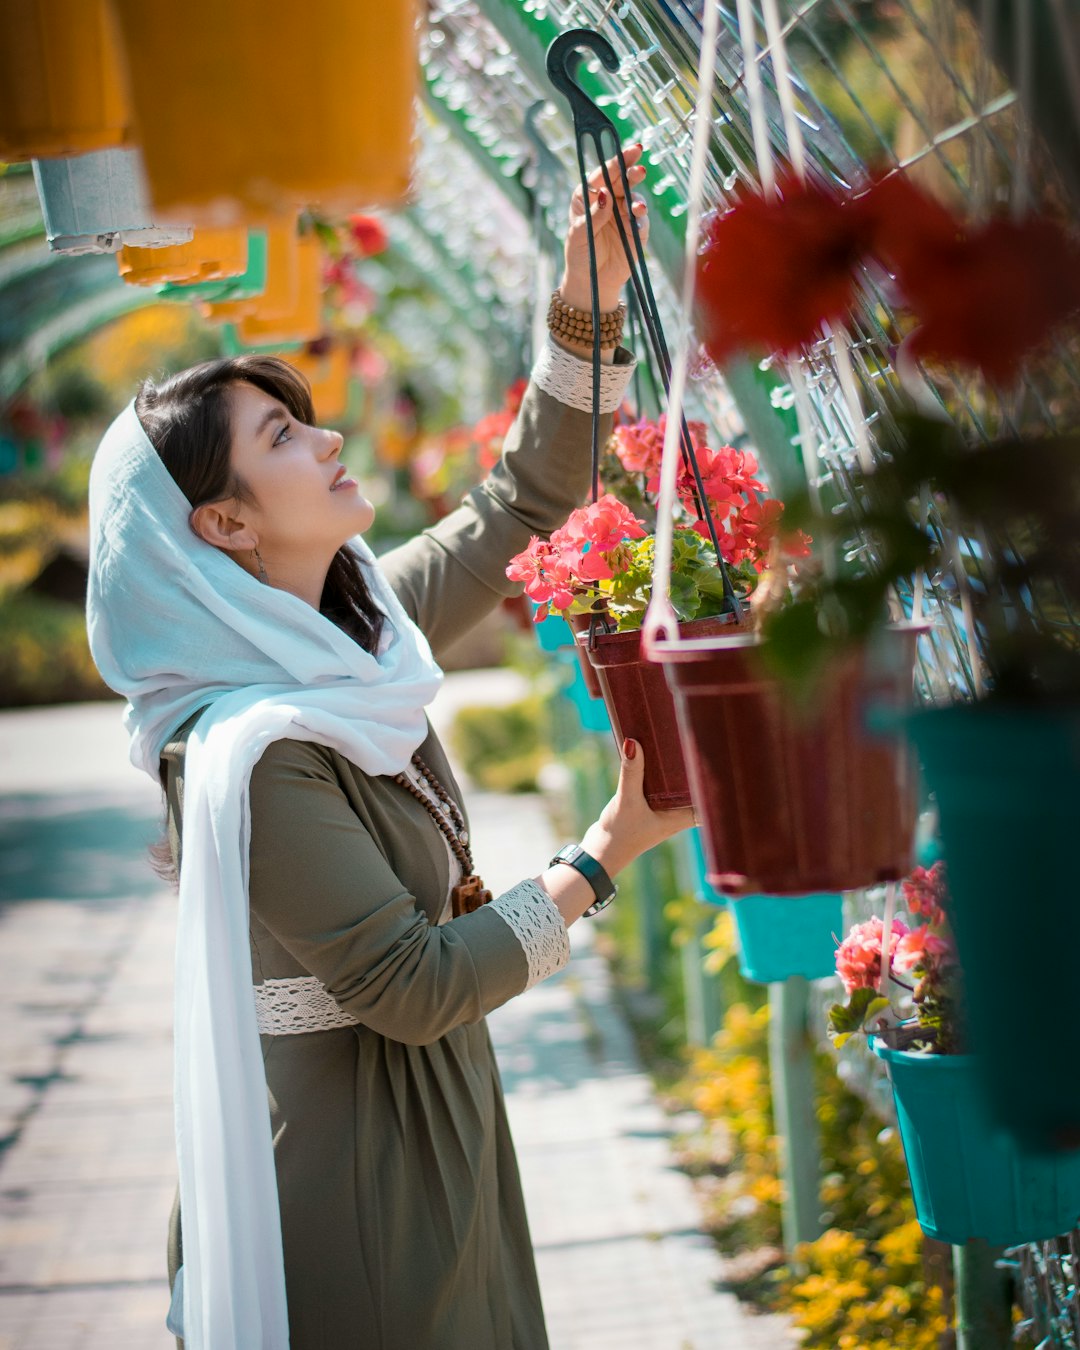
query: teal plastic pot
872 1042 1080 1245
908 703 1080 1151
730 892 843 984
562 658 610 733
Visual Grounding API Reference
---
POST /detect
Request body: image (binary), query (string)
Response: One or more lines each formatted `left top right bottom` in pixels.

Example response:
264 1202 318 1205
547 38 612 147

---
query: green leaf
827 987 891 1045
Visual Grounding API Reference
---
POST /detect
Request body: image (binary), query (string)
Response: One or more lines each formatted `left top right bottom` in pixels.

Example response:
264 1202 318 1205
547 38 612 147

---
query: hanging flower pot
907 703 1080 1152
110 0 416 224
31 147 191 256
578 613 740 810
730 892 843 984
283 343 351 424
117 227 250 288
658 624 922 894
0 0 132 161
872 1041 1080 1245
156 230 268 306
231 231 323 348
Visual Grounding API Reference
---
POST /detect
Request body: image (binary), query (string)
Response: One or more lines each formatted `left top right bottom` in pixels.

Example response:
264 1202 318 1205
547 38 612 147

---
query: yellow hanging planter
203 216 300 325
117 227 250 288
110 0 418 225
236 233 323 346
286 344 352 423
203 217 323 347
0 0 133 160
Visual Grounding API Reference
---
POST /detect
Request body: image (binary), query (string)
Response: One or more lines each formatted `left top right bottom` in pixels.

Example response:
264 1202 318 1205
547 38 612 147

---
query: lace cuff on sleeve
488 878 570 990
532 334 637 415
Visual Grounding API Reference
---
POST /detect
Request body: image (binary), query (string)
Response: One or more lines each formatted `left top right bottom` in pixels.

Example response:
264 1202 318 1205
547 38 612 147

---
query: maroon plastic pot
576 613 740 809
657 625 923 894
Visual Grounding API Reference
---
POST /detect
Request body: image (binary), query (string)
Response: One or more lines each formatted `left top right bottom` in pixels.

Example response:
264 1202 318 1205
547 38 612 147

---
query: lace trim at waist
253 975 359 1036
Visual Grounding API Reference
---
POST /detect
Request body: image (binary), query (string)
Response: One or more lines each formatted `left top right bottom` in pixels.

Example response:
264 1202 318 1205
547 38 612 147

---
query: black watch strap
549 843 617 916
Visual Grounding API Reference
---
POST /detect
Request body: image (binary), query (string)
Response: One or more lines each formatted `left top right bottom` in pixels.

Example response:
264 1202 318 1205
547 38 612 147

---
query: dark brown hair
140 356 389 887
135 353 385 653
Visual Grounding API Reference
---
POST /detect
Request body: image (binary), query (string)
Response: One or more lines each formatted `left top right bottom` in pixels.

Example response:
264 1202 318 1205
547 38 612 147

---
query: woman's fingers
570 143 647 216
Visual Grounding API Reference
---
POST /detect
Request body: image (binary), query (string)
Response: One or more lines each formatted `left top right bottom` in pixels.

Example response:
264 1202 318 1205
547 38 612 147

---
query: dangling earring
253 547 269 585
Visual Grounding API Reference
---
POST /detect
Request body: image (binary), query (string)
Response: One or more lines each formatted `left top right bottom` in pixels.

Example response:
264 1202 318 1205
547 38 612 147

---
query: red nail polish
597 189 608 207
622 738 637 760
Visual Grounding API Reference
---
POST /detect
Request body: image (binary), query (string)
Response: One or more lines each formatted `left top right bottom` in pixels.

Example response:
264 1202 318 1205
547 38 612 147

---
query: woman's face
225 379 375 561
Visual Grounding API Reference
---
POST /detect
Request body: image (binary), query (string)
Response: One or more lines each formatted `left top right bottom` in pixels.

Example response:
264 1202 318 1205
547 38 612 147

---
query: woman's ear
190 499 258 553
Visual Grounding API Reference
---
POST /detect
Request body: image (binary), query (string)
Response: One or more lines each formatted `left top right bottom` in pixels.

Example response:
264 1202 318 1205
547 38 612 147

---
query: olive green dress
162 352 630 1349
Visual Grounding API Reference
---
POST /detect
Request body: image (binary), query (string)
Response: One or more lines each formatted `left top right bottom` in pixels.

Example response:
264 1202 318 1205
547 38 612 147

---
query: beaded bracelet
547 292 626 351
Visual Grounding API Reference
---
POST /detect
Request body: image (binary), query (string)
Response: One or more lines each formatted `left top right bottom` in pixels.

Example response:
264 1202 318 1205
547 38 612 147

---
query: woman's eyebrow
254 407 289 440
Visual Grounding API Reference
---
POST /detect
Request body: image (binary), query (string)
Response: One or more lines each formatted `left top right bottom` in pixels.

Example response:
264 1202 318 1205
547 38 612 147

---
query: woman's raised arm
379 144 649 659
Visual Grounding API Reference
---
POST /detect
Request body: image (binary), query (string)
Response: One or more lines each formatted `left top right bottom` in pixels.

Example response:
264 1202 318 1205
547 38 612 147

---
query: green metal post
768 977 823 1254
671 833 724 1046
678 911 725 1047
952 1241 1012 1350
633 844 668 991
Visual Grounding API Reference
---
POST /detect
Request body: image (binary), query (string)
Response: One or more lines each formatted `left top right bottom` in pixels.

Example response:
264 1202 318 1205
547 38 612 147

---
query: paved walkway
0 677 793 1350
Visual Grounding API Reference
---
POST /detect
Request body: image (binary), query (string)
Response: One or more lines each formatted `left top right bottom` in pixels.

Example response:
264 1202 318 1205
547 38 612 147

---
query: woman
87 146 692 1349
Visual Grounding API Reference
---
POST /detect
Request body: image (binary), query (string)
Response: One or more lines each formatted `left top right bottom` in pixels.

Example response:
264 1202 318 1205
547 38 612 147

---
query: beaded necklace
393 754 493 917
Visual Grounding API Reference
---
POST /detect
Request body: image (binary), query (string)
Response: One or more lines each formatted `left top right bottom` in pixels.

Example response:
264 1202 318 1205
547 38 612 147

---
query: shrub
449 696 548 793
0 593 106 706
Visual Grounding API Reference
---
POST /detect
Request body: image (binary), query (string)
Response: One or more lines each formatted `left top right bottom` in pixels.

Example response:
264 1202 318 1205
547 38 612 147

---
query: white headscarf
87 400 443 1349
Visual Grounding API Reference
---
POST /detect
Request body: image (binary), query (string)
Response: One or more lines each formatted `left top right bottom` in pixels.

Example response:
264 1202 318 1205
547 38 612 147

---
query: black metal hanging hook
545 27 741 618
546 30 621 141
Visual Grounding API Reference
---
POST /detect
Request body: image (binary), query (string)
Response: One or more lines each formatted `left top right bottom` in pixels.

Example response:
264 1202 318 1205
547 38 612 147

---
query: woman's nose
321 428 345 457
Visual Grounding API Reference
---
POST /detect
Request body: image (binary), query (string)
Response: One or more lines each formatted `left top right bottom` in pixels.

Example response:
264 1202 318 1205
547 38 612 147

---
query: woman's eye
274 423 291 445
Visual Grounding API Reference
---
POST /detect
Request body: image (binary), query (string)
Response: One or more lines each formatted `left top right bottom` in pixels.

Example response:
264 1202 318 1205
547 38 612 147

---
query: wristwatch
549 843 617 917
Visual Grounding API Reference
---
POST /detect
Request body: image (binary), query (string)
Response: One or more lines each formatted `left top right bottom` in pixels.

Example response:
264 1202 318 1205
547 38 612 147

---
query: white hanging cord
1012 0 1033 219
760 0 806 181
735 0 776 197
896 338 985 688
878 881 897 997
829 326 873 475
641 0 724 654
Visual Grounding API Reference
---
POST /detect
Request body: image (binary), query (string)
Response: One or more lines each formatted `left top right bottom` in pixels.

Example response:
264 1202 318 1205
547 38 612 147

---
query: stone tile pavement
0 679 793 1349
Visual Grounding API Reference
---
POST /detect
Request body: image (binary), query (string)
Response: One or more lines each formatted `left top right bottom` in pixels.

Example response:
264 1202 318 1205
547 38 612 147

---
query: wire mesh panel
420 0 1080 1335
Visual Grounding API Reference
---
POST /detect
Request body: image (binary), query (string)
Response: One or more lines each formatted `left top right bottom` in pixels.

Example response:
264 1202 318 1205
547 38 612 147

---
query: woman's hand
558 143 649 316
540 738 695 927
582 737 695 875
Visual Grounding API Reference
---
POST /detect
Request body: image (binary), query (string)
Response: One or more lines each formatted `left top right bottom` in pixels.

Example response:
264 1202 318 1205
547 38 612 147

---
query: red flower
504 378 527 416
695 176 874 361
346 214 388 257
856 173 961 281
860 176 1080 383
903 216 1080 384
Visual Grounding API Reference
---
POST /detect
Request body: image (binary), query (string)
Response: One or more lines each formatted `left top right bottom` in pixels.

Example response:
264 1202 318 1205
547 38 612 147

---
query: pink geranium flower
505 494 648 615
612 415 708 478
834 916 910 995
902 861 948 927
893 926 957 977
505 538 576 609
